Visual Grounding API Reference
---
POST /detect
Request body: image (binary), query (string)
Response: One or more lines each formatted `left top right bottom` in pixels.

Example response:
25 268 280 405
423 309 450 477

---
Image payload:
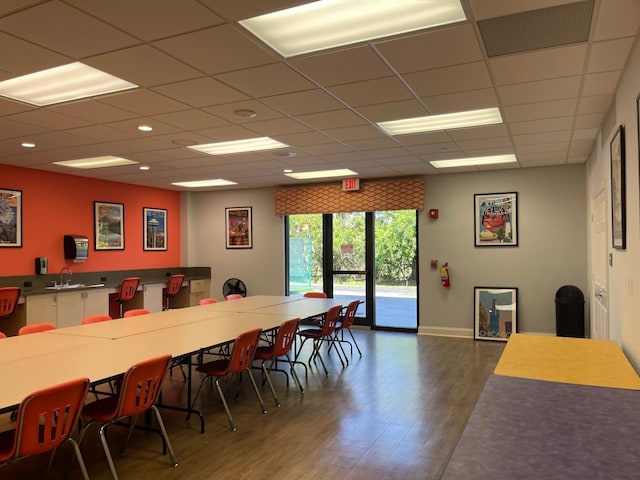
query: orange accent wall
0 165 180 276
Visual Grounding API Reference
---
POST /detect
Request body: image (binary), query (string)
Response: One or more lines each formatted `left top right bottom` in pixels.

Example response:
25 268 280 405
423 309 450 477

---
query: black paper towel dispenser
64 235 89 261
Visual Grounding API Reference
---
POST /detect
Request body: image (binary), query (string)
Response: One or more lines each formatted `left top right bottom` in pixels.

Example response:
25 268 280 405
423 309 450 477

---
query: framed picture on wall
225 207 252 249
0 188 22 247
143 207 167 251
474 287 518 341
474 192 518 247
94 201 124 250
610 125 625 249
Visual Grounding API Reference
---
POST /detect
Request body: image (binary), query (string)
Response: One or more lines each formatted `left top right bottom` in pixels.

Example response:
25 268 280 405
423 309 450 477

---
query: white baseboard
418 326 473 338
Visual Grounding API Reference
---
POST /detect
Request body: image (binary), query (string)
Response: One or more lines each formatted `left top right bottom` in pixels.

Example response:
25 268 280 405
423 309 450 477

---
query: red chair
79 354 177 479
0 287 20 318
303 291 327 299
295 305 344 375
332 299 363 360
226 294 243 301
18 323 56 335
302 291 327 325
123 308 150 318
190 328 266 431
198 297 218 305
254 318 304 401
115 277 140 318
0 332 6 339
164 274 185 310
0 377 90 480
82 314 112 325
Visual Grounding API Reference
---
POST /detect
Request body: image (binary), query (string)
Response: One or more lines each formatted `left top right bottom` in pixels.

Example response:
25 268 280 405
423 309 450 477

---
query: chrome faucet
59 267 72 286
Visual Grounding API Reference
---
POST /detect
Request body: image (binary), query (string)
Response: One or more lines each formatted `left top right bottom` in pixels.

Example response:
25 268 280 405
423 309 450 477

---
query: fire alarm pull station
429 209 439 219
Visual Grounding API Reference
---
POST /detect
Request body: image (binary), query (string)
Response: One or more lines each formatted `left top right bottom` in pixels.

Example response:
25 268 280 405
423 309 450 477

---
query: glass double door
288 211 417 331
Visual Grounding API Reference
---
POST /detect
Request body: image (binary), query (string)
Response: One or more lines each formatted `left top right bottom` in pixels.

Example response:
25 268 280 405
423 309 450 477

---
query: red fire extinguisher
440 262 450 288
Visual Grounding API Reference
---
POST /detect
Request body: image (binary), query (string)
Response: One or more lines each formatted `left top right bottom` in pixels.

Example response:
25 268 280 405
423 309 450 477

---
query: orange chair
18 323 56 335
81 314 112 325
332 299 363 360
198 297 218 305
79 355 177 479
226 293 243 301
164 274 185 310
115 277 140 318
0 287 20 319
254 318 304 400
295 305 344 375
302 291 327 325
190 328 266 431
123 308 150 318
0 377 90 479
0 332 6 339
303 291 327 299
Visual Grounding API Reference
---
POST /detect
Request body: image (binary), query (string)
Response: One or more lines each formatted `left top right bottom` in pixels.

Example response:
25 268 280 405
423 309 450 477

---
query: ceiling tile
376 24 484 73
509 117 574 135
215 63 316 97
356 100 429 123
422 88 499 114
497 76 581 106
587 38 635 73
323 125 386 142
503 98 578 122
153 110 229 131
204 100 284 124
582 71 621 96
328 77 415 107
52 99 138 123
8 109 88 130
592 0 640 40
200 0 304 21
0 32 69 77
468 0 579 21
577 95 613 114
153 24 277 74
152 77 249 107
96 90 189 116
404 62 493 97
448 124 509 141
243 117 312 136
296 109 366 130
262 89 345 116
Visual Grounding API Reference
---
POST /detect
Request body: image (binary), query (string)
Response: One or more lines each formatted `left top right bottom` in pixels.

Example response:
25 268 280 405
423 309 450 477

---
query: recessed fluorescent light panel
171 179 238 188
240 0 466 58
187 137 289 155
378 108 503 135
429 154 517 169
0 62 137 106
285 169 357 180
53 156 138 169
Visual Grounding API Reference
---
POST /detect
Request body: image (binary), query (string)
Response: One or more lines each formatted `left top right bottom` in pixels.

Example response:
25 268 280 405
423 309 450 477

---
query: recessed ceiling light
377 108 503 135
283 169 293 173
53 156 138 169
429 154 517 168
234 109 257 118
171 179 238 188
285 169 357 180
139 165 150 170
0 62 137 106
138 125 153 132
21 142 35 148
240 0 466 57
187 137 289 155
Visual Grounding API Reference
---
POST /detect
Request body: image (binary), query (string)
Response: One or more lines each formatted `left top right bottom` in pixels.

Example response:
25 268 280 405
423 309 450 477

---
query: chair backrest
81 314 112 325
116 355 171 418
226 294 243 301
18 323 56 335
340 300 360 329
273 318 301 357
199 297 218 305
166 274 185 296
0 331 6 339
9 377 89 458
118 277 140 302
320 305 342 336
123 308 150 318
303 291 327 299
228 328 262 374
0 287 20 318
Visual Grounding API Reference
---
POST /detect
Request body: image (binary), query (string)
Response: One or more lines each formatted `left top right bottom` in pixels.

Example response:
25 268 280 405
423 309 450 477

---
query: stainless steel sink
45 283 104 290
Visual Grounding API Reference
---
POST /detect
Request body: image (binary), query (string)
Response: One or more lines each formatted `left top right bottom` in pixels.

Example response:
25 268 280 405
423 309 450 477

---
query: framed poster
610 125 625 249
94 201 124 250
474 192 518 246
143 207 167 251
0 188 22 247
474 287 518 341
225 207 252 249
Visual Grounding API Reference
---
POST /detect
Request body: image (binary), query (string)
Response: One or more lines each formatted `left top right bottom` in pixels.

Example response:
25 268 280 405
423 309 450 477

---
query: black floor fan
222 278 247 298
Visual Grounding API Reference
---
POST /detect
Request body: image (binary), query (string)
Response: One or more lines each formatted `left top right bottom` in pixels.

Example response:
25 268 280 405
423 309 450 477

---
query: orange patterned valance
274 178 424 215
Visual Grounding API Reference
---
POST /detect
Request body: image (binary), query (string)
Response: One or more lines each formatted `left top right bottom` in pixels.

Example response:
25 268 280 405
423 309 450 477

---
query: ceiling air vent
478 0 595 57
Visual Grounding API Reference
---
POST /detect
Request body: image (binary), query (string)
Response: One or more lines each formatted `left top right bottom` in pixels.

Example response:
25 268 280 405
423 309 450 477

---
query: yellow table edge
494 333 640 390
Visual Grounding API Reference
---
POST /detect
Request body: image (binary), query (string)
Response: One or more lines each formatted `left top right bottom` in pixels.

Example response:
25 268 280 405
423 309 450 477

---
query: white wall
182 164 587 336
587 40 640 367
185 188 285 300
420 164 587 337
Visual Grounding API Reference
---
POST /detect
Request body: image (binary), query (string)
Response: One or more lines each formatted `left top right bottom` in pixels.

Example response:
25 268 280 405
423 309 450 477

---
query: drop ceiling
0 0 638 191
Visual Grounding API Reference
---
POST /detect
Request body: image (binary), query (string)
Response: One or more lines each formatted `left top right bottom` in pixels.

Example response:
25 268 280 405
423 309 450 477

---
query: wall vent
478 0 594 57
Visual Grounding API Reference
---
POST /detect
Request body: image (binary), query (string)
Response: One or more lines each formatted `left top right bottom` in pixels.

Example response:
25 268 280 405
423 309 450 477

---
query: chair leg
151 405 178 467
215 377 236 431
310 339 329 375
246 369 268 415
261 360 280 407
98 423 120 480
67 437 90 480
286 354 304 394
121 415 138 454
346 328 363 356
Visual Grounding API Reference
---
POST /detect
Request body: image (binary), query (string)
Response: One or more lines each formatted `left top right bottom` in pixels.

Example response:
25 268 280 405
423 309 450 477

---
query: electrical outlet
23 280 32 287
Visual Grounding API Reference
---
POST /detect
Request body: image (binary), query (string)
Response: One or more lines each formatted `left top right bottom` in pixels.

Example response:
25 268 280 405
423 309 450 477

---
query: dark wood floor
1 330 504 480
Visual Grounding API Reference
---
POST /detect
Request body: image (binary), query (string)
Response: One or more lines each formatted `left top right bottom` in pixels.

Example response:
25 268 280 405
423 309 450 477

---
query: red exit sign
342 178 360 191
